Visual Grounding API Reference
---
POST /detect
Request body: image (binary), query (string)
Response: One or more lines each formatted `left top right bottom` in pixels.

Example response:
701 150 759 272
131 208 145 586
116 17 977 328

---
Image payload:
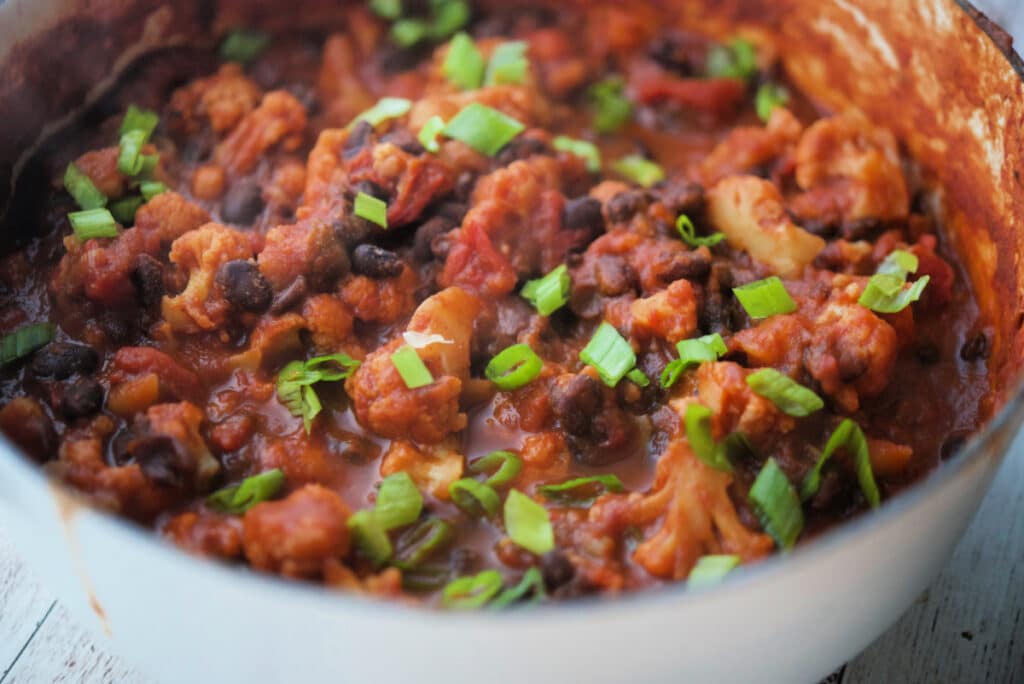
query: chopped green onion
374 472 423 530
705 38 758 80
859 275 929 313
418 115 446 153
369 0 402 20
755 82 789 122
485 41 528 86
402 564 452 592
68 208 118 240
349 97 412 129
520 264 570 316
394 518 454 570
119 105 159 139
733 276 797 318
801 418 881 508
442 569 504 609
468 450 522 489
552 135 601 173
580 321 635 387
684 403 734 473
108 196 144 226
427 0 471 40
676 214 725 248
661 333 728 389
117 129 148 176
746 368 824 417
688 554 740 589
626 368 649 387
206 469 285 514
392 18 429 47
877 249 919 278
443 32 485 90
219 29 270 64
588 76 633 133
491 567 546 608
484 343 543 390
347 510 393 567
504 489 554 555
537 474 625 507
612 154 665 188
449 478 501 518
354 192 388 228
0 323 55 367
138 154 160 178
748 457 803 550
140 181 167 201
277 353 361 432
442 103 525 156
63 163 107 210
390 345 434 389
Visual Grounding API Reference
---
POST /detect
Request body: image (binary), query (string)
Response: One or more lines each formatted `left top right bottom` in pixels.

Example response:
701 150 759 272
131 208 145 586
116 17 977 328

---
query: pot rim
1 0 1022 624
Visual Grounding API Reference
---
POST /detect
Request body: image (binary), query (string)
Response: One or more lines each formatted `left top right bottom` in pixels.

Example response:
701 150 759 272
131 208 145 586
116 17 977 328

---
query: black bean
550 374 603 437
221 179 264 226
60 378 104 419
495 137 549 166
351 244 405 279
380 129 425 156
454 171 477 201
31 343 98 380
605 189 649 223
216 260 273 313
131 254 165 308
436 202 469 223
307 234 350 291
351 179 389 201
269 275 308 315
840 217 885 241
333 215 374 249
116 432 192 489
413 216 456 262
540 550 576 590
656 179 705 216
594 255 638 296
656 250 712 283
960 332 990 362
343 120 374 159
800 218 839 239
563 197 604 233
647 35 696 75
98 313 134 344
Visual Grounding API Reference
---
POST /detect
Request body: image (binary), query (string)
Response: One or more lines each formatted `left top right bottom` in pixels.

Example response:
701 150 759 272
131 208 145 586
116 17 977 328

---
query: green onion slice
391 18 429 47
374 472 424 530
418 115 446 154
442 569 504 609
427 0 470 41
0 323 55 367
859 275 929 314
801 418 881 508
443 32 485 90
119 104 159 139
206 469 285 514
354 192 388 228
748 457 804 550
705 37 758 80
69 208 118 240
117 129 149 176
277 353 361 432
63 163 107 210
442 102 525 156
520 264 570 316
661 333 727 389
732 276 797 318
491 567 546 608
676 214 725 248
745 368 824 417
390 345 434 389
485 41 528 86
755 82 789 122
877 249 919 278
688 554 740 589
449 478 501 518
537 474 625 507
612 154 665 188
684 403 734 473
219 29 270 64
108 196 144 226
504 489 554 555
347 510 393 567
394 518 454 570
580 322 635 387
588 76 633 133
484 343 543 390
349 97 412 130
369 0 402 19
468 450 522 489
626 368 649 387
552 135 601 173
140 181 167 201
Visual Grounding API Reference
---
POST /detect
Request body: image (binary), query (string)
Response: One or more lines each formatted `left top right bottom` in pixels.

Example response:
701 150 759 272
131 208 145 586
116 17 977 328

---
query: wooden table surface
3 1 1024 682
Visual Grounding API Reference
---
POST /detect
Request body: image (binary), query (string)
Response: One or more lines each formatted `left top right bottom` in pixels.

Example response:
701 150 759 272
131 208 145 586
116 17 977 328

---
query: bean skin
351 244 404 279
30 343 98 380
60 378 104 419
221 179 264 225
216 260 273 313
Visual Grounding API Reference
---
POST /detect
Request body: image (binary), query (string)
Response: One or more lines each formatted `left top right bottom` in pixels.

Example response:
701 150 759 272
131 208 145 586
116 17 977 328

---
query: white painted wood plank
0 527 56 678
843 444 1024 684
